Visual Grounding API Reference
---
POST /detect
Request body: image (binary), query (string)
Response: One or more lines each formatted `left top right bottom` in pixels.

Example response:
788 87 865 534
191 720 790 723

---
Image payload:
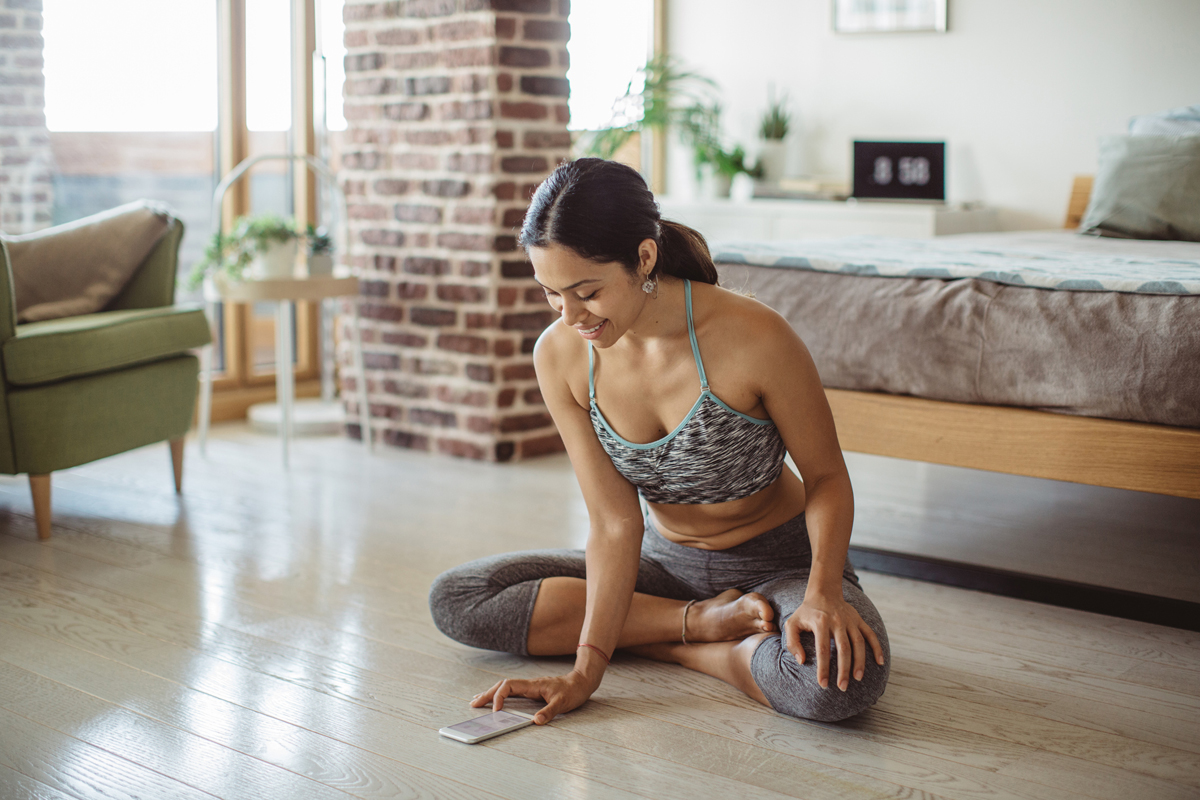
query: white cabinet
656 198 998 242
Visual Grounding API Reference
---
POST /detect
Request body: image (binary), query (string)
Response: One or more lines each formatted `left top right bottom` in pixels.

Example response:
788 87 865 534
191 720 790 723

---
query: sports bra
588 280 788 505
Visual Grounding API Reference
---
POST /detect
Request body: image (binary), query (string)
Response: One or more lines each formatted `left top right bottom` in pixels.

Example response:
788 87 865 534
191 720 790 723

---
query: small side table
198 274 371 465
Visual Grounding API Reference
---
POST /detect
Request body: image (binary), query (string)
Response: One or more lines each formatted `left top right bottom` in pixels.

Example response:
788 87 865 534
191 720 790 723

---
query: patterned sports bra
589 280 788 505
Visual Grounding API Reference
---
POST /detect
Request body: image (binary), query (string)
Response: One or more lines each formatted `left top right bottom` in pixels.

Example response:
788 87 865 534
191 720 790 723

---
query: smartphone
439 709 536 744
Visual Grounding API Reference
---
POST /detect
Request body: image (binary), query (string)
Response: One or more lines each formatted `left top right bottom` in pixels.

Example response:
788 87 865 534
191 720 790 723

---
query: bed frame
837 177 1200 630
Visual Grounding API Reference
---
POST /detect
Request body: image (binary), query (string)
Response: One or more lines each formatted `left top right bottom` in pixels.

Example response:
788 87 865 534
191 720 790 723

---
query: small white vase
712 172 733 199
757 139 788 183
307 253 334 277
250 239 299 280
730 173 756 202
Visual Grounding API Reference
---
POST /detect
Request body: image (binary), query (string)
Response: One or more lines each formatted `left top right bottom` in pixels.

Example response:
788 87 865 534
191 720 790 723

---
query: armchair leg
169 437 184 494
29 474 51 540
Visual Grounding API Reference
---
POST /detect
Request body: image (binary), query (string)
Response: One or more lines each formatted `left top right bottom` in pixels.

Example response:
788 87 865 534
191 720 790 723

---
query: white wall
666 0 1200 229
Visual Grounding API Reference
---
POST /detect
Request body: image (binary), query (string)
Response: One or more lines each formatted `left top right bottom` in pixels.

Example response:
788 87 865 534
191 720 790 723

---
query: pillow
1129 104 1200 136
1078 135 1200 242
3 199 173 323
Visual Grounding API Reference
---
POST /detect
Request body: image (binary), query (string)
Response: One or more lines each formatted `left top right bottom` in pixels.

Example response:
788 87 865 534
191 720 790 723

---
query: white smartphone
439 709 536 744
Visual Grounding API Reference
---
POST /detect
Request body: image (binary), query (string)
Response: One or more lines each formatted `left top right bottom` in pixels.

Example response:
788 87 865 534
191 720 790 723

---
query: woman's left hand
784 593 885 691
470 669 599 725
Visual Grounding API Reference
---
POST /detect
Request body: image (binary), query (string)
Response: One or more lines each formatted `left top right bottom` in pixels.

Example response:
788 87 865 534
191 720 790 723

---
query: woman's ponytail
655 219 719 286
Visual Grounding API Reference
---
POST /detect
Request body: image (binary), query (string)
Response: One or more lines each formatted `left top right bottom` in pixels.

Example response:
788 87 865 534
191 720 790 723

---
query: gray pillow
3 199 173 323
1079 135 1200 242
1129 104 1200 136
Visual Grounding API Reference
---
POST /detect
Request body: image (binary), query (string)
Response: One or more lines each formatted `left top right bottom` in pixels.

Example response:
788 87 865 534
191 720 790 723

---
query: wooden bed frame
831 177 1200 629
830 176 1199 502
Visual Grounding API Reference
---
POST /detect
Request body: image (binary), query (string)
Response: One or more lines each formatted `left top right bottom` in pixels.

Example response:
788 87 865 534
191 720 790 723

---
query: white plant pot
730 173 756 203
711 172 733 199
757 139 788 183
307 253 334 277
249 239 298 280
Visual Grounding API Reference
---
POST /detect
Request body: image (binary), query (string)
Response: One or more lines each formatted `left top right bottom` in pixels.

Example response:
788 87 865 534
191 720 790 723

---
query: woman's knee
427 564 484 643
749 632 890 723
428 550 583 654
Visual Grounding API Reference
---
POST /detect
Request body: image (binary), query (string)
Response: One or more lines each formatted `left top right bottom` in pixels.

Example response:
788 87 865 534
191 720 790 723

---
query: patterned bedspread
711 230 1200 296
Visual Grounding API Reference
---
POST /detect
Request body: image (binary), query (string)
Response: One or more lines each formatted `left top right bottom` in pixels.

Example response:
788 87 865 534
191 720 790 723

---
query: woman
429 158 889 724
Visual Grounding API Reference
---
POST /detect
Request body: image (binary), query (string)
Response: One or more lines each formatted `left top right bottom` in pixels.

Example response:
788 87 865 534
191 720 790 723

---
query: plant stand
196 152 368 465
199 275 370 466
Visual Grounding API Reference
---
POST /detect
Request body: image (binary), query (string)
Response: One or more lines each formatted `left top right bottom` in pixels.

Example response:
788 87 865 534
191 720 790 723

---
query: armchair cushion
3 199 173 323
4 305 211 386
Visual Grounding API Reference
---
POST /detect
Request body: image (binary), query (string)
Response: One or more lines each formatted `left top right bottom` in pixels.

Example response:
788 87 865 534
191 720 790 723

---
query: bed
707 179 1200 627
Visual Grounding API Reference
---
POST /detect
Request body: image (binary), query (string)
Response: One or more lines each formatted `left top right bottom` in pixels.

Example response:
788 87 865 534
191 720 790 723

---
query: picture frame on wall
833 0 948 33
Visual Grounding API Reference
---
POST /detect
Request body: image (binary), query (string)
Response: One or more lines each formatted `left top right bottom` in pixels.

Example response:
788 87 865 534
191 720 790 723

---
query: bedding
711 231 1200 429
1077 135 1200 242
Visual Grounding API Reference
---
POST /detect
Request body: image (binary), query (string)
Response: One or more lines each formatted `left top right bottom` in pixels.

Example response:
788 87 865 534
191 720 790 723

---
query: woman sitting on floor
429 158 889 723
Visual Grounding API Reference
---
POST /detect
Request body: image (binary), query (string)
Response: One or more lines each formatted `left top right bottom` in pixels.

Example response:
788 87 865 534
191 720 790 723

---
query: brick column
0 0 52 234
341 0 570 462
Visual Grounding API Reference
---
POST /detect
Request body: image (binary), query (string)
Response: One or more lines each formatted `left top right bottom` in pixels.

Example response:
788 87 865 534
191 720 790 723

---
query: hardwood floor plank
884 657 1200 753
0 706 220 800
861 573 1200 667
0 660 364 800
997 751 1200 800
873 682 1200 789
883 626 1200 723
0 764 82 800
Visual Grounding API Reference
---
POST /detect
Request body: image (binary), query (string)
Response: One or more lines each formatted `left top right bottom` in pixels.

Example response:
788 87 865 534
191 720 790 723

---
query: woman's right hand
471 668 600 725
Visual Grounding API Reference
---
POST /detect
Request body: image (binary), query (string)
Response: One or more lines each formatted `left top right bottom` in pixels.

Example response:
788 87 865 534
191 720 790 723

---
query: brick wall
0 0 52 234
341 0 570 462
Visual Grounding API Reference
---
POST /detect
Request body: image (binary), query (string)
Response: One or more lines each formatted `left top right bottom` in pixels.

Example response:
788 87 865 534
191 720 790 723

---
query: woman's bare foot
685 589 775 642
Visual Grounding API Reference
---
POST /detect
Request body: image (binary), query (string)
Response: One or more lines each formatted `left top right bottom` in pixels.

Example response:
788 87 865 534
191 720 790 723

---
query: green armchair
0 211 212 539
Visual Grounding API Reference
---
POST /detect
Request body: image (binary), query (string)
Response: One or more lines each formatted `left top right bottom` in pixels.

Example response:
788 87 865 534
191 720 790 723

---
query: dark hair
518 158 719 285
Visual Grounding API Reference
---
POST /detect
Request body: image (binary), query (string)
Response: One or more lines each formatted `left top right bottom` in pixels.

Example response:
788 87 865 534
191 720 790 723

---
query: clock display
854 141 945 201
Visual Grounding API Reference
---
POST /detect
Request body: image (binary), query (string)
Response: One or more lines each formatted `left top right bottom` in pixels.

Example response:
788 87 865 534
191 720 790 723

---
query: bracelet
681 599 697 645
577 642 611 663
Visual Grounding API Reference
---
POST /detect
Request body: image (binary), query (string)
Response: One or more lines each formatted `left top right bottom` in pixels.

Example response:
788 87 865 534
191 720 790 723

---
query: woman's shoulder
533 315 582 366
693 280 794 342
533 317 591 407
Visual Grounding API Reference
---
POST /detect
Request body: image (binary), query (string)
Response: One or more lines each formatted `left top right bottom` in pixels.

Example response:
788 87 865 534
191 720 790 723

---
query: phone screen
445 710 529 737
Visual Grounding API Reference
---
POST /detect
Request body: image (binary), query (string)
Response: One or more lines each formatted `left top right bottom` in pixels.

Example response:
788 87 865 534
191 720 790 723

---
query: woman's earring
642 277 657 295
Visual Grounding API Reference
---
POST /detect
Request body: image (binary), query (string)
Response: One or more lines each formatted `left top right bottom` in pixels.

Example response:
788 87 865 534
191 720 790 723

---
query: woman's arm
471 325 644 724
754 311 885 692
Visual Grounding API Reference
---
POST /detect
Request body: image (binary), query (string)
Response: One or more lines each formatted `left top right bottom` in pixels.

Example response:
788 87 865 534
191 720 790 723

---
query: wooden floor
1 426 1199 800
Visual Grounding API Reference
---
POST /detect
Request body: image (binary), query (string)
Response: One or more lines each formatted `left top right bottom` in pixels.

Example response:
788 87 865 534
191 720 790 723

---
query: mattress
711 232 1200 429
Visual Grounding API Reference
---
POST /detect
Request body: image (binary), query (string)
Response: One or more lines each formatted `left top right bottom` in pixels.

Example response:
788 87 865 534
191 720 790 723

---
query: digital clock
852 141 945 202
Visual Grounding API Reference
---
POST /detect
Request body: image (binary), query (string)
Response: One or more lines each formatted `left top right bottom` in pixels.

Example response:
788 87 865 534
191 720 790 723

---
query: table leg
349 298 371 452
276 299 295 467
198 300 217 457
320 297 335 403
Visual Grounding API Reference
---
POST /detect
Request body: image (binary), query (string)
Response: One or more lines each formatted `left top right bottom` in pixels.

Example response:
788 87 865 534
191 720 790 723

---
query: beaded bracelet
681 599 697 645
577 642 611 663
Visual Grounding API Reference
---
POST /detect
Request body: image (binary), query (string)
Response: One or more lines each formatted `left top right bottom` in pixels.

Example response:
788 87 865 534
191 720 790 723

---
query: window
43 0 219 294
38 0 332 419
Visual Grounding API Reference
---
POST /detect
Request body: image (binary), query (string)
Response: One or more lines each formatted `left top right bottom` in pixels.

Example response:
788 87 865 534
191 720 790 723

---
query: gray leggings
429 513 890 722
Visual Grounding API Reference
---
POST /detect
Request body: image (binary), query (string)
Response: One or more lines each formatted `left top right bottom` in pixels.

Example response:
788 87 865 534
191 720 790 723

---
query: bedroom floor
0 425 1197 800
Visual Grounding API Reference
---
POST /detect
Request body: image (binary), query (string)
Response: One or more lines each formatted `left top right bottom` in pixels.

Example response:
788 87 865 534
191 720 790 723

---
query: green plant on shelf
187 214 301 290
306 223 333 256
759 86 791 141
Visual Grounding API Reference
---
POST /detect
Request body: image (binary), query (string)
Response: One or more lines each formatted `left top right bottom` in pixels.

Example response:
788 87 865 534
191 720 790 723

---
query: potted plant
684 102 761 197
187 214 301 290
757 86 791 184
306 224 334 276
580 55 720 162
